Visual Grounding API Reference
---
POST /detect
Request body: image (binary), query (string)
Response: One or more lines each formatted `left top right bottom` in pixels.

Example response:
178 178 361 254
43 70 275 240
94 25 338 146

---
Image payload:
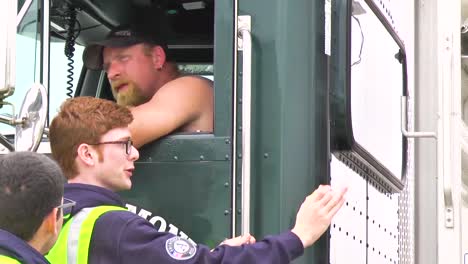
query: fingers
220 236 243 246
323 187 347 215
309 185 330 202
219 233 256 246
326 195 345 219
318 191 334 207
243 233 256 244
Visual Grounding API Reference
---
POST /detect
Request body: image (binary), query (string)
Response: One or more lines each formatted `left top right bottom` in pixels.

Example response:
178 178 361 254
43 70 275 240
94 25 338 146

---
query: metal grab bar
401 96 437 138
401 96 454 227
238 16 252 235
230 2 239 238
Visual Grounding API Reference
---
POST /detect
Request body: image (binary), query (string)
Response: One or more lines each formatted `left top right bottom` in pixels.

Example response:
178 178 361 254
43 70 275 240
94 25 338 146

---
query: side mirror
0 84 48 152
15 83 48 151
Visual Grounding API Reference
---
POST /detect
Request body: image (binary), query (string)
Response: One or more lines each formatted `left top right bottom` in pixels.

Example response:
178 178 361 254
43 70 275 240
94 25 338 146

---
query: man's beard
111 80 148 107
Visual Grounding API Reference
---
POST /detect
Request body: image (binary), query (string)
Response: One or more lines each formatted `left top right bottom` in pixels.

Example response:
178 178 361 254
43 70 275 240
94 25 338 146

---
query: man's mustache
111 79 131 92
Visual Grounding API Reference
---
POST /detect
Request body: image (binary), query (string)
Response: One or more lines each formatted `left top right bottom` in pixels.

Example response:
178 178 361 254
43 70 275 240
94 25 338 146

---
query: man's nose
106 62 121 80
129 145 139 161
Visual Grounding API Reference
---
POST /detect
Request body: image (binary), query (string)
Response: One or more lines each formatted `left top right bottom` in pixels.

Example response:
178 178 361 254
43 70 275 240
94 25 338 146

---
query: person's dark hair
0 152 64 241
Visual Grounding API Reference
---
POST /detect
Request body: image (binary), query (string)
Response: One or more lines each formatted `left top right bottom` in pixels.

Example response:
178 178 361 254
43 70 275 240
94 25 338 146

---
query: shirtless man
83 24 213 148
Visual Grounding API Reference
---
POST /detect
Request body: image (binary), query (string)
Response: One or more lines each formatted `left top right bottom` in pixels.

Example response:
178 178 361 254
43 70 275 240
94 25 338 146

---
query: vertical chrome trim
0 0 17 95
41 0 50 90
230 0 239 238
238 18 252 235
41 0 50 125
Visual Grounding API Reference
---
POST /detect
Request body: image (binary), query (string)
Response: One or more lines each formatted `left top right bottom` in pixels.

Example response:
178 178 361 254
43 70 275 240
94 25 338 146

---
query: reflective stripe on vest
46 206 126 264
0 255 21 264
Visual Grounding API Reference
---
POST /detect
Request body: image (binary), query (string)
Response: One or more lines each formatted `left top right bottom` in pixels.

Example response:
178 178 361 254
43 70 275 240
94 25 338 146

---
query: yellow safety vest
0 255 21 264
46 206 126 264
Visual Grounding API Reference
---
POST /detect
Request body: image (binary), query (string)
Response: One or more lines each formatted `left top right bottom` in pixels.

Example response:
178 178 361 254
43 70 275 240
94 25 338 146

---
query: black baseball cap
83 24 167 70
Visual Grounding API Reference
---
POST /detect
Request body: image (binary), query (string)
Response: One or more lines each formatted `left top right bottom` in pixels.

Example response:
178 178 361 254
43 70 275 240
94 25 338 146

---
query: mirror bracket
0 101 24 126
0 84 48 152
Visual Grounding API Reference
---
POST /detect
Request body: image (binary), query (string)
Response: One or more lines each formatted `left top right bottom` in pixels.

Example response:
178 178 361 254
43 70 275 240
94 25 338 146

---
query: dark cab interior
49 0 215 64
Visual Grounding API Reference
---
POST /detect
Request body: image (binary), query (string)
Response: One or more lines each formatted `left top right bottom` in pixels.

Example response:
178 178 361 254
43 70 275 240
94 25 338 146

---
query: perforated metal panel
330 156 413 264
330 0 415 262
367 185 399 263
398 173 414 264
330 157 367 264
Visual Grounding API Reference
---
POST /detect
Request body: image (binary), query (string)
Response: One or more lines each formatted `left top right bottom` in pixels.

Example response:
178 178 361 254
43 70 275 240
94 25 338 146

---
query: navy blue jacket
0 229 50 264
64 183 304 264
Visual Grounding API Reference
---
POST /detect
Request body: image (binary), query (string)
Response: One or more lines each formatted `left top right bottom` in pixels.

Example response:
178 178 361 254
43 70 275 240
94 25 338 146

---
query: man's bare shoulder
178 75 213 84
130 75 214 147
161 75 213 92
150 76 212 105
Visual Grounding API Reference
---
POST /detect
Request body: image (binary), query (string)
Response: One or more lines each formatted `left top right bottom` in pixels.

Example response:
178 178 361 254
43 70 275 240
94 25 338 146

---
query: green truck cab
0 0 413 263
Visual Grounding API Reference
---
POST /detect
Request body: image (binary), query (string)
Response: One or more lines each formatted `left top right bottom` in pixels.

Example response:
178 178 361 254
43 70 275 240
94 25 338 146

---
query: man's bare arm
129 76 213 148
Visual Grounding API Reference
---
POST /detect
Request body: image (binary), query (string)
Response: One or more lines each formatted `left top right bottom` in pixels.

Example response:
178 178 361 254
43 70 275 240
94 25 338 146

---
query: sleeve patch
165 236 197 260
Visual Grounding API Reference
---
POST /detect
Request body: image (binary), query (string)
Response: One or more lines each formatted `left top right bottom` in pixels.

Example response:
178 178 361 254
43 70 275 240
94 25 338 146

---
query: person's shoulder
153 76 213 103
167 76 213 91
103 208 139 218
181 75 213 85
95 210 157 233
96 209 142 226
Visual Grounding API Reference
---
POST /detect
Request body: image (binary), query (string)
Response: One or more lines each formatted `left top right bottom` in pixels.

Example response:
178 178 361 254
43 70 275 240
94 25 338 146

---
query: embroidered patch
165 236 197 260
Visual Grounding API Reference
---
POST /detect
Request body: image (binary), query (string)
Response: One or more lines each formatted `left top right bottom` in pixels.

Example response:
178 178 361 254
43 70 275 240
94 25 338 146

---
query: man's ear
28 208 62 254
151 45 166 70
43 208 61 235
76 143 97 166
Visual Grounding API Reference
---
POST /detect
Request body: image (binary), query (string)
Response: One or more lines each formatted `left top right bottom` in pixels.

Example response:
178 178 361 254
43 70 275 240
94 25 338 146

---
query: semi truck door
119 1 236 248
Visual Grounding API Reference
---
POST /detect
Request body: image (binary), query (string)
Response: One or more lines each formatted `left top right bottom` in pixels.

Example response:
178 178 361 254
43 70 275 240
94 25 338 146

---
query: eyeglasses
56 198 76 220
89 139 133 155
57 198 76 211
